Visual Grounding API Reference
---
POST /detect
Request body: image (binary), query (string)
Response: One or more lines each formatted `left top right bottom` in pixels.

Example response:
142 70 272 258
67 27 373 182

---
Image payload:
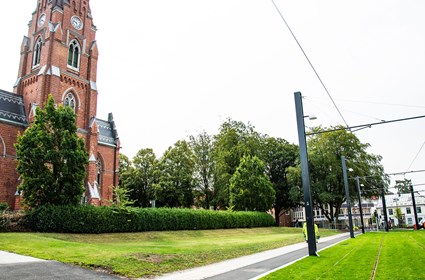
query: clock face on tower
38 14 46 27
71 16 83 30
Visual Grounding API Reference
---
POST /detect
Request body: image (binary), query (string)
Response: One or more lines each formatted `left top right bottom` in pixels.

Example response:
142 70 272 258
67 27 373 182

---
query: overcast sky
1 0 424 192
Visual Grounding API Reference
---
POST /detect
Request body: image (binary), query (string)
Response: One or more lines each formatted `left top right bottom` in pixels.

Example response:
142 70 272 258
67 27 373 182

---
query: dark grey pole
411 184 419 230
381 188 389 232
294 91 317 256
341 156 355 238
355 176 365 234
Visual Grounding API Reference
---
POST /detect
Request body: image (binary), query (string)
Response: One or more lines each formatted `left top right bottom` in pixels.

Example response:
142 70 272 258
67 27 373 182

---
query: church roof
96 118 119 147
0 90 28 127
50 0 70 9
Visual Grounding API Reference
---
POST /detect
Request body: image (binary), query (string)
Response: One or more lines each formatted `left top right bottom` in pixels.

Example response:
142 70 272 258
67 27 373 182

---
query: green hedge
24 205 275 233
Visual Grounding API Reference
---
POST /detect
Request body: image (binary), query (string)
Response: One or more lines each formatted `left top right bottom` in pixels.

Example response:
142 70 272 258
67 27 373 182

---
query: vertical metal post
341 156 355 238
294 92 317 256
411 184 419 230
381 188 389 232
355 176 365 234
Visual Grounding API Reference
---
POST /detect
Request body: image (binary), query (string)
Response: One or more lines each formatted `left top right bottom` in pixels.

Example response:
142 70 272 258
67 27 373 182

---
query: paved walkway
0 232 351 280
0 251 121 280
149 232 351 280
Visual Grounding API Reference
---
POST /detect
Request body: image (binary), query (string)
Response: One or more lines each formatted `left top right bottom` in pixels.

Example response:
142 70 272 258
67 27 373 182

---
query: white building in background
376 193 425 227
293 200 375 229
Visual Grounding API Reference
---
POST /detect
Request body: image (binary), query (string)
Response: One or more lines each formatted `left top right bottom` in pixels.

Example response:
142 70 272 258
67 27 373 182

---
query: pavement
0 251 121 280
0 232 351 280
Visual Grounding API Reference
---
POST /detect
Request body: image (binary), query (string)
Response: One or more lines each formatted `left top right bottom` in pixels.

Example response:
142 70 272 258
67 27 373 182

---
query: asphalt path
0 251 121 280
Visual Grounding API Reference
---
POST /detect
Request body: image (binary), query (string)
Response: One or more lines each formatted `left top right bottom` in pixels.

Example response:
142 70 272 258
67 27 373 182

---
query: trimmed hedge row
24 205 275 233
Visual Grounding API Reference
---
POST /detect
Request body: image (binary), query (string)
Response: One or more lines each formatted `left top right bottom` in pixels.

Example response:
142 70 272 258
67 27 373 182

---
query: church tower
0 0 119 208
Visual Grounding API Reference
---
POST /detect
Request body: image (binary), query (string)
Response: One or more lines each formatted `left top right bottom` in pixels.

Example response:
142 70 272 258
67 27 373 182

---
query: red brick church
0 0 120 209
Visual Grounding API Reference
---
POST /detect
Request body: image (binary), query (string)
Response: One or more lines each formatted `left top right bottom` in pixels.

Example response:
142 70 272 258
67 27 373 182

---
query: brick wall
0 123 24 208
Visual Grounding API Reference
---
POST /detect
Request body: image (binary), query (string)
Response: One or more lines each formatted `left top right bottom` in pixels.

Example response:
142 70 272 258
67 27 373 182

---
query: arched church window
96 157 103 194
63 92 76 111
33 37 42 68
0 134 5 158
68 40 80 69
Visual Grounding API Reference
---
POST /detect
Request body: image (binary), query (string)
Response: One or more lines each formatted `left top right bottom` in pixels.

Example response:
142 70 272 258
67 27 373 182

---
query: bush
0 203 9 213
24 205 275 233
0 211 27 232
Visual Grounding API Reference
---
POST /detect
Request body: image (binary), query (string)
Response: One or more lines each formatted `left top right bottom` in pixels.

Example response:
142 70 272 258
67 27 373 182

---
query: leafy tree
190 131 215 209
297 126 388 224
120 149 158 207
154 140 195 208
260 137 299 225
229 155 275 212
15 95 88 208
110 186 135 209
394 207 403 226
212 119 262 209
118 153 133 191
395 179 412 196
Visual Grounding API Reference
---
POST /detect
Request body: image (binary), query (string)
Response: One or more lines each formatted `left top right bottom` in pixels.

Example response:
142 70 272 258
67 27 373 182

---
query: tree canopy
297 126 388 223
229 155 275 212
15 95 88 208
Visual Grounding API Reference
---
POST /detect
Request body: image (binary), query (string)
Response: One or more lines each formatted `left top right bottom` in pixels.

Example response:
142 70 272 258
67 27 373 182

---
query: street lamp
294 92 318 256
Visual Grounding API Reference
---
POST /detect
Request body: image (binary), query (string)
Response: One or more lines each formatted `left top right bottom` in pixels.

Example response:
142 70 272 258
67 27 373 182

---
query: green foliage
190 131 215 209
299 126 388 223
15 95 88 208
0 203 9 213
229 155 275 212
120 149 158 207
212 119 262 209
259 137 299 224
155 140 195 208
110 186 135 209
395 179 412 195
24 205 275 233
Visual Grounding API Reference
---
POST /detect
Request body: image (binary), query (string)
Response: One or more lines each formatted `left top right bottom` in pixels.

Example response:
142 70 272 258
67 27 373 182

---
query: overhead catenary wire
270 0 350 129
406 139 425 171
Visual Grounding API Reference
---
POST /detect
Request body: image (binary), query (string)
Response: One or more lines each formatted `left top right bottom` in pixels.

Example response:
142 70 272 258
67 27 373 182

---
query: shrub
24 205 275 233
0 211 27 232
0 203 9 213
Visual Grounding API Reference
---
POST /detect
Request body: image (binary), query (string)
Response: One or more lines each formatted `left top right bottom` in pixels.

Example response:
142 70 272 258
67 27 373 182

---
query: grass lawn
262 231 425 280
0 227 338 278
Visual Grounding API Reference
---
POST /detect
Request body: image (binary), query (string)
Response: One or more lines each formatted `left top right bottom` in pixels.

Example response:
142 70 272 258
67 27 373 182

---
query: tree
120 149 158 207
212 119 262 209
15 95 88 207
154 140 195 208
260 137 299 225
301 126 388 224
395 207 403 226
229 155 275 212
190 131 215 209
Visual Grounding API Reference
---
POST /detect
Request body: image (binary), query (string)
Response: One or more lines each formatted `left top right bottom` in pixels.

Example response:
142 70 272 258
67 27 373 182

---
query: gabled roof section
96 115 118 147
0 90 28 127
50 0 71 9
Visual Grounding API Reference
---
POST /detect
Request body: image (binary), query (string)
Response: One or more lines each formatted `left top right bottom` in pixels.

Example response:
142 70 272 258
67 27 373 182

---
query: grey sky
1 0 424 192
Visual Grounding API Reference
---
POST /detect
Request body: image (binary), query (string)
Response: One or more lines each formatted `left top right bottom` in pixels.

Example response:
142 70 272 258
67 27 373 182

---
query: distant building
376 193 425 227
0 0 120 209
292 200 375 229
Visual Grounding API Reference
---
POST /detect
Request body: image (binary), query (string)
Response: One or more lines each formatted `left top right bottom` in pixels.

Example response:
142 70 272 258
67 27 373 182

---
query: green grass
0 227 338 278
262 231 425 280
